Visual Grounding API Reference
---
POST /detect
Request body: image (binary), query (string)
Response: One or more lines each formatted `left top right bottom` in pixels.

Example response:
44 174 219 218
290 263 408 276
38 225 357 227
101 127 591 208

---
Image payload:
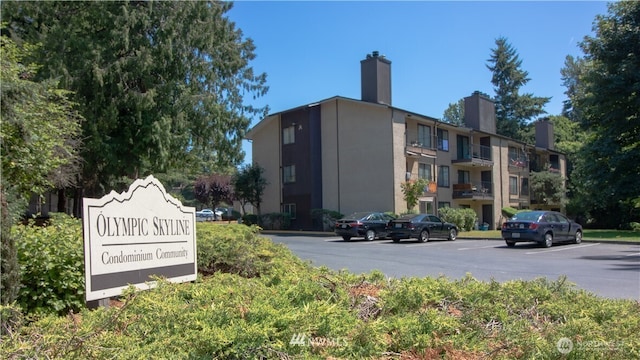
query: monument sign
83 175 197 301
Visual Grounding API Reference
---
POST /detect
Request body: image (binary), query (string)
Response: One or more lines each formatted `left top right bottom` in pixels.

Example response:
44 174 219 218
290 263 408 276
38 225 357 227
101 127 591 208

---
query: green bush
501 206 519 218
12 213 85 316
311 209 343 231
241 214 259 226
260 212 291 230
438 207 477 231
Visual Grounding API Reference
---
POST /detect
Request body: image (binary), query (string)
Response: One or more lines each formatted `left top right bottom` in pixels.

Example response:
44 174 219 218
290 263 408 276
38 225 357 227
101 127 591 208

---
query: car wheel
506 240 515 247
342 236 351 242
574 230 583 244
392 237 400 243
418 230 429 243
543 233 553 248
365 229 376 241
448 228 457 241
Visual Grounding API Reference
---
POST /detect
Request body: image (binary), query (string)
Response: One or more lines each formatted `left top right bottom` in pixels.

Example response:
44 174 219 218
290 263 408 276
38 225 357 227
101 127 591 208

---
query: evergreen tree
486 37 550 141
2 1 268 197
1 35 83 304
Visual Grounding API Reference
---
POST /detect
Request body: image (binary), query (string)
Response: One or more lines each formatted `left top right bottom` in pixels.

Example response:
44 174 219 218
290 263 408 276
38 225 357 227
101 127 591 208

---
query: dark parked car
501 210 583 248
387 214 458 243
335 211 395 241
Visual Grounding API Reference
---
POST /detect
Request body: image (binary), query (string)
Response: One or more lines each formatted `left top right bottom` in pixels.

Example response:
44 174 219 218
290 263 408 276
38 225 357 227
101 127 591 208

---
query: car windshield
511 212 543 221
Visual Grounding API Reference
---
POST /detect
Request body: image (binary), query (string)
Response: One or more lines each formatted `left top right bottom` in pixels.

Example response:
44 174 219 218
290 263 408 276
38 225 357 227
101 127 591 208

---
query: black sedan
335 212 395 241
501 210 583 248
387 214 458 243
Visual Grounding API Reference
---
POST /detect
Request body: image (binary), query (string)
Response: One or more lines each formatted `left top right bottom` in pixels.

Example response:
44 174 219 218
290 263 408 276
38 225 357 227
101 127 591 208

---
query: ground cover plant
2 218 638 359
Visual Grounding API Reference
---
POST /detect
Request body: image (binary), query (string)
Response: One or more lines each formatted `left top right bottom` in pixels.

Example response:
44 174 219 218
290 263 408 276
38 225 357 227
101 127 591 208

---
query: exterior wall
249 98 567 230
323 99 396 216
249 114 281 215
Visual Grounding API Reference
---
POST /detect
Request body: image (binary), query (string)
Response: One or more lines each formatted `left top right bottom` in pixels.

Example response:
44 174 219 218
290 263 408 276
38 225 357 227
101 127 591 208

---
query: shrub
260 213 291 230
438 207 477 231
241 214 259 226
12 213 85 316
501 206 519 218
311 209 343 231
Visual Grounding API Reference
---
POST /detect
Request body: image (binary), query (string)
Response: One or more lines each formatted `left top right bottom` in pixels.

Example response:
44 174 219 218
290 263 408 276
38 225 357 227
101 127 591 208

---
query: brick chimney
535 118 554 150
361 51 391 105
464 91 496 133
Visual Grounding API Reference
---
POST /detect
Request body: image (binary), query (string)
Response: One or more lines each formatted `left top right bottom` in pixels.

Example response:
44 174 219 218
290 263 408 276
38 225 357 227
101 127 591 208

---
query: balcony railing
452 144 493 166
508 156 529 169
452 181 494 199
406 137 437 158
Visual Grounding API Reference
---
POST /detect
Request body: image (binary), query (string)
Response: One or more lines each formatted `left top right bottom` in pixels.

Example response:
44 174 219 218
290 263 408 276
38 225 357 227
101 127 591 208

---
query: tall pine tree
486 37 550 142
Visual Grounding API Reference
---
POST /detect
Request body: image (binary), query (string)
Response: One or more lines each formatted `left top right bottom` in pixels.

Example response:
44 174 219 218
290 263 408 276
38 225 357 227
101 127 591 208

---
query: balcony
452 144 493 167
406 138 437 159
452 181 494 200
508 156 529 172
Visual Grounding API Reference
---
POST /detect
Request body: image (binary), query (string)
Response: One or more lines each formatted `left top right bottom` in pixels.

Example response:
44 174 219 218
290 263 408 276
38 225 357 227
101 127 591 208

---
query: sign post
83 175 197 302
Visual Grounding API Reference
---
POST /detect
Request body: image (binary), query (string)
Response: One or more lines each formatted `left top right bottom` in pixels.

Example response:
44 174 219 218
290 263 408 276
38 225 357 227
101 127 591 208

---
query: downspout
336 99 340 213
278 114 283 213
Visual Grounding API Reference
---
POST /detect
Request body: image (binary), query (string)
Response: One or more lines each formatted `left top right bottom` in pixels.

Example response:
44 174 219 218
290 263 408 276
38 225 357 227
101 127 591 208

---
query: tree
486 37 550 141
232 163 267 216
1 35 83 304
194 174 233 211
400 178 428 213
442 99 465 126
1 1 269 197
563 1 640 227
529 167 567 208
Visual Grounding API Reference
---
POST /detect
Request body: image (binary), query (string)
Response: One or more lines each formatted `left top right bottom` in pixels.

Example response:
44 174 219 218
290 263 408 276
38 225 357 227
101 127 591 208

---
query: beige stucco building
246 52 566 230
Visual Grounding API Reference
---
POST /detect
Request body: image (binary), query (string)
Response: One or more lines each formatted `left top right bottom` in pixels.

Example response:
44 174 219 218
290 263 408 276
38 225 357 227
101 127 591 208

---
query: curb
259 231 638 245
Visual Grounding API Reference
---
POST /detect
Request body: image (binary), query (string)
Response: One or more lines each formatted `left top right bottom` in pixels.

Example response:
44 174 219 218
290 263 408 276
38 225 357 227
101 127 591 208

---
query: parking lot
266 234 640 300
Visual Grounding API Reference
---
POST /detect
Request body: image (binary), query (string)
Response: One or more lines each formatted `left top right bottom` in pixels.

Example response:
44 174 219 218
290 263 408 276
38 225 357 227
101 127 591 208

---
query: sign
83 175 197 301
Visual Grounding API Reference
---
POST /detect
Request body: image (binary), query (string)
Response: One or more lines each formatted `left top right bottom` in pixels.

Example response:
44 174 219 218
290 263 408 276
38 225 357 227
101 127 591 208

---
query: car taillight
502 223 507 229
529 223 539 230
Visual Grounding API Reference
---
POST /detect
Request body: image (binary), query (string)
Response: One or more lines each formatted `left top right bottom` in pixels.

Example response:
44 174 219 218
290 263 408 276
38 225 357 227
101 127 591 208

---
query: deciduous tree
194 174 233 211
563 1 640 227
232 163 267 216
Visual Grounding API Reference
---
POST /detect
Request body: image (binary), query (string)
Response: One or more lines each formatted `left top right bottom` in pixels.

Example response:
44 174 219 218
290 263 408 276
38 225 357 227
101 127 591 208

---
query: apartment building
246 52 566 230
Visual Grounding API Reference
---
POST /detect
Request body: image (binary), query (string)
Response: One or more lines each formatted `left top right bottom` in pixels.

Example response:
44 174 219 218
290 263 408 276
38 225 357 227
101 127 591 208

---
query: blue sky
227 1 610 163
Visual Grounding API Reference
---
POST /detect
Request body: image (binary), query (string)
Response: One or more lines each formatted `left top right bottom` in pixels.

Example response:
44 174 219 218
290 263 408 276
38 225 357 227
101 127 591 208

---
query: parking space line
525 243 600 255
458 244 501 251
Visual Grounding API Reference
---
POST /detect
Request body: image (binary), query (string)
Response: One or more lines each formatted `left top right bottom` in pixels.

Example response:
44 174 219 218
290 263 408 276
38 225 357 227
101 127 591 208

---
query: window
437 129 449 151
283 204 296 219
417 124 431 148
437 166 450 187
283 126 295 145
283 165 296 183
418 163 432 180
509 176 518 195
438 202 450 209
457 170 470 184
521 178 529 196
457 135 470 159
